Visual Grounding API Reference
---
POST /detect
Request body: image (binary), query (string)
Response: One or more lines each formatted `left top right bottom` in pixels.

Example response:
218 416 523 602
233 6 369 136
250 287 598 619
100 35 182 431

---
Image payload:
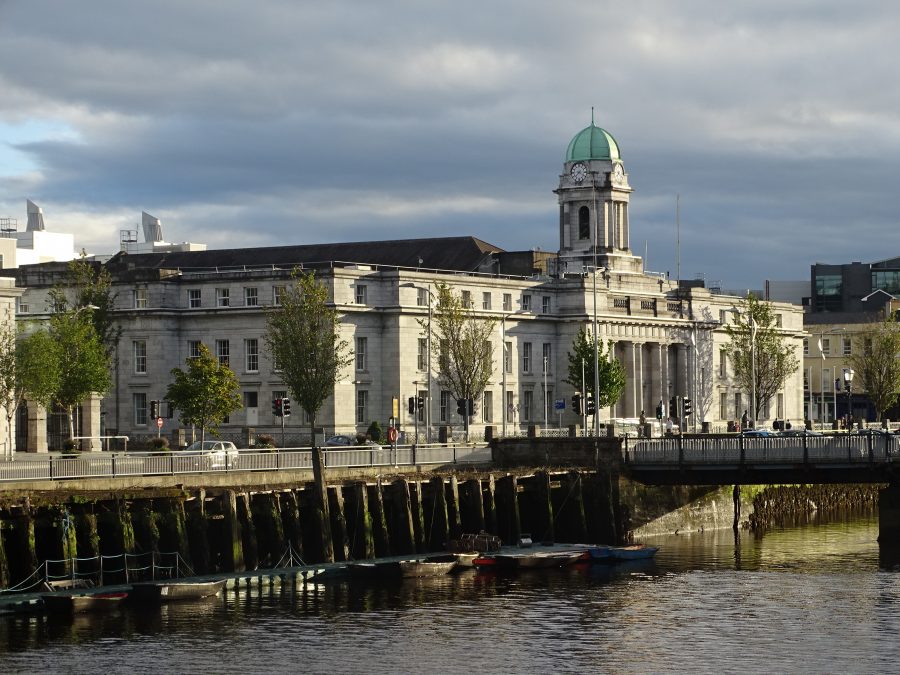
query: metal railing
72 435 130 452
624 434 900 466
0 443 491 483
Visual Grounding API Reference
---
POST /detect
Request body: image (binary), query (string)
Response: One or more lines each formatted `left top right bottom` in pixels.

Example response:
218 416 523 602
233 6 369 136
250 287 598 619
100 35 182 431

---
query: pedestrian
785 419 792 430
666 417 674 435
741 410 749 430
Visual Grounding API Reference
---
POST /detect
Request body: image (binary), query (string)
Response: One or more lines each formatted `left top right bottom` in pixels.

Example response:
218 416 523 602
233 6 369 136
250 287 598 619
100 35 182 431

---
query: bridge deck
624 435 900 485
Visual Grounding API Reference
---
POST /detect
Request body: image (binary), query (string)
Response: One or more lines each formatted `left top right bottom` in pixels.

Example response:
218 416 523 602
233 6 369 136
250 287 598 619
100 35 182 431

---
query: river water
2 515 899 674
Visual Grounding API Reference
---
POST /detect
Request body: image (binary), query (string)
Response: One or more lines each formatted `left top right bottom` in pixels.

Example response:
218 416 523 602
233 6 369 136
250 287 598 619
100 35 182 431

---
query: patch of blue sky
0 119 78 177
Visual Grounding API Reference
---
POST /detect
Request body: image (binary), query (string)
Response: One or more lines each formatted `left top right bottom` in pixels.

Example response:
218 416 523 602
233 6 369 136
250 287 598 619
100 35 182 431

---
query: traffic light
457 398 467 416
467 398 475 416
572 394 582 415
670 396 678 417
149 399 159 419
408 396 416 414
683 398 693 417
656 402 663 420
273 398 283 417
416 395 425 412
585 393 596 416
282 398 291 416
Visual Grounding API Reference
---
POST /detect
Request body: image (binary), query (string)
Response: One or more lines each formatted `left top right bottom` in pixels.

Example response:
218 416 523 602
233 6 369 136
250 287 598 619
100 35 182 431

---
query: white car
183 440 239 469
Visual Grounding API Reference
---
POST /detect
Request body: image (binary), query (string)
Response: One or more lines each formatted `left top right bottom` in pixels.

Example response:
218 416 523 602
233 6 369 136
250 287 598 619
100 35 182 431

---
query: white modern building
11 122 807 451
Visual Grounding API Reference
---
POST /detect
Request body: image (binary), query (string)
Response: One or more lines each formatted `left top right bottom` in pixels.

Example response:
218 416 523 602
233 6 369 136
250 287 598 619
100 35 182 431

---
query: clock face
612 163 625 184
571 163 587 182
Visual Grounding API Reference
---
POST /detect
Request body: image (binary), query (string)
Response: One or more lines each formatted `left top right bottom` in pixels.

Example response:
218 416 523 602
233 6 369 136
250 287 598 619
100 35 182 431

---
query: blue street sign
555 398 566 410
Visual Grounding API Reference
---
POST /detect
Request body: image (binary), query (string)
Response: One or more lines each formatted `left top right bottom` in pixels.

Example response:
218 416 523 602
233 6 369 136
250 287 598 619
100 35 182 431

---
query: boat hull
130 579 226 602
42 592 128 613
607 545 658 561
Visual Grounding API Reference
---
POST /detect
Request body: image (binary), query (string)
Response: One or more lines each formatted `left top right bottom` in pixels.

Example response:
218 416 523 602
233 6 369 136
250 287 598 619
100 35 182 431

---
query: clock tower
555 120 636 271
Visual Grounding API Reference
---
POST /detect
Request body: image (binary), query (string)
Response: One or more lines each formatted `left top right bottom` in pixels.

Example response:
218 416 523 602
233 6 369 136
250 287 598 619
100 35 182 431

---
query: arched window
578 206 590 240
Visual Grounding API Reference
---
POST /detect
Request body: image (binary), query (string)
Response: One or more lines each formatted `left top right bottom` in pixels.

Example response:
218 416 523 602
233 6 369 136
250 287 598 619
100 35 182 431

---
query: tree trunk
310 414 317 448
67 405 75 441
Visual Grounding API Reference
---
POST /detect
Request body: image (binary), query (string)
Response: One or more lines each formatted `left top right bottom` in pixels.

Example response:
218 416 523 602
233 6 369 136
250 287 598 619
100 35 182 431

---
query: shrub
148 437 170 451
62 439 80 454
367 420 383 442
256 434 276 449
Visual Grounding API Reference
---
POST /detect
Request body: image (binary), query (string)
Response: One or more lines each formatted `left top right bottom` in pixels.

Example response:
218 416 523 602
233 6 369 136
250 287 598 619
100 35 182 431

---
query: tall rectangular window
506 391 514 422
273 286 285 306
504 341 512 373
542 343 551 373
133 288 148 309
215 339 230 366
244 287 258 307
777 392 784 419
216 288 230 307
245 338 259 372
417 287 429 307
134 393 148 426
355 284 368 305
720 392 728 420
133 340 147 374
440 391 451 422
803 338 809 356
188 340 202 359
462 290 472 308
719 350 727 377
522 294 532 311
417 338 427 371
482 390 493 423
188 289 201 308
542 296 551 314
822 338 831 355
734 393 743 420
356 337 368 371
356 390 368 425
522 390 533 422
482 292 491 310
244 391 259 409
522 342 532 373
503 293 512 311
842 336 851 356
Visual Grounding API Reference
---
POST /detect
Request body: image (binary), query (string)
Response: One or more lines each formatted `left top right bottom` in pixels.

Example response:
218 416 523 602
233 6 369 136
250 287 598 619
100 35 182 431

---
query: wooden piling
131 500 160 556
409 481 426 553
446 476 463 541
185 491 211 574
459 478 485 534
155 497 191 567
388 478 416 555
483 474 497 534
494 474 521 545
347 481 374 560
367 480 391 557
251 492 284 568
328 486 350 562
584 469 618 545
426 476 449 552
311 447 334 563
278 490 304 562
553 471 587 544
236 492 258 571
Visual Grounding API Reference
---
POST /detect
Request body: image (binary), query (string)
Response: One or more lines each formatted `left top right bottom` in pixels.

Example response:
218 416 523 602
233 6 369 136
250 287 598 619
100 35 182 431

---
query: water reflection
2 516 899 674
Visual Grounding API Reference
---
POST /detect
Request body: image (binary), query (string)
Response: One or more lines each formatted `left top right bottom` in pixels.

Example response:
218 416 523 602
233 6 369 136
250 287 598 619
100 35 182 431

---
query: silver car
183 440 239 469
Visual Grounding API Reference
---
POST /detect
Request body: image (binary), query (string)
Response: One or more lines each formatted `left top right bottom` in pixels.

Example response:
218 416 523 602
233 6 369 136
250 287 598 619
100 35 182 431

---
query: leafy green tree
849 314 900 421
265 270 352 442
564 326 626 410
166 344 242 443
724 294 799 421
0 327 62 455
63 252 121 356
429 282 496 426
48 308 111 442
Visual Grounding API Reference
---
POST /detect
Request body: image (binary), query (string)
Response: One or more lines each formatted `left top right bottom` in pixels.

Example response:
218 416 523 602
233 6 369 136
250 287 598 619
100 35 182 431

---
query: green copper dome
565 124 621 162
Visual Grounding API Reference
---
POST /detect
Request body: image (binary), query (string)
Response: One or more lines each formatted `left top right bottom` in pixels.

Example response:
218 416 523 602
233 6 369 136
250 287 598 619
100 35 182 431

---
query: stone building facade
12 122 807 450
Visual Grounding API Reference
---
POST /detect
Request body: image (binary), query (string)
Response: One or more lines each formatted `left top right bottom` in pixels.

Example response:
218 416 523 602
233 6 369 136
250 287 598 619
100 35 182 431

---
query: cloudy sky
2 1 899 288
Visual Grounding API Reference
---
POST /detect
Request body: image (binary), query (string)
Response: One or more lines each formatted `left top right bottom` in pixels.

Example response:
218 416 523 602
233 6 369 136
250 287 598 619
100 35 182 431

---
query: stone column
607 340 617 420
677 343 689 397
26 400 48 453
81 393 102 451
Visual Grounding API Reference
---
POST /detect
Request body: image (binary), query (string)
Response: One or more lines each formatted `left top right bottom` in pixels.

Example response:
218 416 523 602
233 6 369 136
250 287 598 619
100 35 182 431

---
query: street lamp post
843 367 854 435
500 309 528 438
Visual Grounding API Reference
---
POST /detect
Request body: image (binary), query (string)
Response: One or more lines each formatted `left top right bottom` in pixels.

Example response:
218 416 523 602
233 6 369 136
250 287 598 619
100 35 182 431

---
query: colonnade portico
608 338 690 420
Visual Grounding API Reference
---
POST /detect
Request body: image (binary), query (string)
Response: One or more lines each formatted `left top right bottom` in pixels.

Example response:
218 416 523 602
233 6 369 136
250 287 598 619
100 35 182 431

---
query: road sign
554 398 565 410
156 417 163 429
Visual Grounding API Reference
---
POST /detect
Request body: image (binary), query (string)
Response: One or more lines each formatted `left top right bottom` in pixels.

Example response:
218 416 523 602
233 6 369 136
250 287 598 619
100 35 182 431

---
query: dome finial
591 106 594 126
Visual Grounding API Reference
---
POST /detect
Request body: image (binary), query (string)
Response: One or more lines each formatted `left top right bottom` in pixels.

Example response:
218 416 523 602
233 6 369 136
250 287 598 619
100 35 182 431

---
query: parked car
183 440 239 469
780 429 823 437
741 428 780 437
323 435 382 450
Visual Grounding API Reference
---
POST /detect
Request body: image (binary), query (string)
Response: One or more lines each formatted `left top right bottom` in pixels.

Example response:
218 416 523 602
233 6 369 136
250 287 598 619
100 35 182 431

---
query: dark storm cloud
2 0 900 288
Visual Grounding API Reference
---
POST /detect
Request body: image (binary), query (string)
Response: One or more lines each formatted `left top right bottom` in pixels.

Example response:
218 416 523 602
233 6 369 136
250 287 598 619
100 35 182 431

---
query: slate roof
106 236 504 274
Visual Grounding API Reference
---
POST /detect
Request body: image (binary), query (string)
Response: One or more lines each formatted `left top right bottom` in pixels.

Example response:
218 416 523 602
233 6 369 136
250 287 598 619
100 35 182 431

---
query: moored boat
399 555 458 578
129 579 226 602
41 592 128 613
607 544 658 561
475 550 584 570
